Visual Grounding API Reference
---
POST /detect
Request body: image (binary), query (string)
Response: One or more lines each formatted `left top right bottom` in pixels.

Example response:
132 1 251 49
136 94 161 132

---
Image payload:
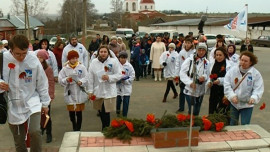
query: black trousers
164 80 177 98
140 65 147 77
69 111 82 131
99 103 110 130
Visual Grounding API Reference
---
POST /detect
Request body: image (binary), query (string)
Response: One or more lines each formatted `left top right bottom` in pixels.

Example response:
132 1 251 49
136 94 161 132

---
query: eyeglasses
11 50 28 57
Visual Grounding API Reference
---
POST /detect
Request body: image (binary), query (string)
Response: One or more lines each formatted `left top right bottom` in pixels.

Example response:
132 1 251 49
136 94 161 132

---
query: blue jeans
230 104 253 125
186 95 204 116
116 95 130 117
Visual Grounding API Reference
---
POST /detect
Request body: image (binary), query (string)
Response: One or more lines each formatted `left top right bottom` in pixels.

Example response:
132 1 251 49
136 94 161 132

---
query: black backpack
0 52 8 124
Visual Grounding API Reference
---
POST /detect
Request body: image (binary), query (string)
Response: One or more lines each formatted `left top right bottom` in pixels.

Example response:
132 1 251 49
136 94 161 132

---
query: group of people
0 31 264 152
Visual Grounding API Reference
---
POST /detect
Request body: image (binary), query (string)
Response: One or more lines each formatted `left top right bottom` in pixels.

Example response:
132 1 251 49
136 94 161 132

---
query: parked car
49 37 66 49
205 34 216 50
252 36 270 47
222 34 242 45
116 28 134 40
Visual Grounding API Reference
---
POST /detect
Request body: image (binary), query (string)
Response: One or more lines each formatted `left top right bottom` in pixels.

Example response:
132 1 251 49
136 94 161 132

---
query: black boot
46 134 52 143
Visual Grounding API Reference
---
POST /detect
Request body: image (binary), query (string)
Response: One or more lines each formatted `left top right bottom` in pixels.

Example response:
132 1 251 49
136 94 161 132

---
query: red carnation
177 114 186 122
89 95 96 101
234 78 238 84
67 77 73 83
203 118 212 131
204 59 207 64
124 121 134 132
122 71 126 75
146 114 155 124
220 66 225 71
104 66 109 72
210 74 218 79
181 56 185 60
167 54 170 57
215 122 224 132
186 114 195 120
8 63 16 69
174 76 179 83
260 102 266 110
111 119 121 128
19 72 26 79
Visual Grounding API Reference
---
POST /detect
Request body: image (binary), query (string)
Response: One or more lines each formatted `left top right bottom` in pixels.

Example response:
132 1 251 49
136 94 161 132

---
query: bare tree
110 0 123 28
10 0 47 17
111 0 123 13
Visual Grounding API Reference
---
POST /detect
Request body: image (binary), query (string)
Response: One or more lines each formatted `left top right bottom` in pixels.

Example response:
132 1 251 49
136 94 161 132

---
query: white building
125 0 155 13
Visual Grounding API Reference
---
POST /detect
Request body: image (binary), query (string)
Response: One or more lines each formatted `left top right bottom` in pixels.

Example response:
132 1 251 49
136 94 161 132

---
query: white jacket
209 47 216 63
175 48 195 77
159 50 178 78
207 59 232 86
62 43 89 68
88 57 122 98
35 49 58 77
58 63 89 105
180 55 210 97
229 53 240 67
117 61 135 96
224 66 264 110
0 51 50 125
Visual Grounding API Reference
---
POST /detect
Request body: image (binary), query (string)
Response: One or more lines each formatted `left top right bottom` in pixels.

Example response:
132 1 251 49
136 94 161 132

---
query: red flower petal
167 54 170 57
234 78 239 84
8 63 16 69
146 114 155 124
111 119 121 128
181 56 185 60
67 77 73 83
19 72 26 79
260 102 266 110
122 71 126 75
174 76 179 82
215 122 224 132
177 114 186 122
203 119 212 131
124 121 134 132
90 95 96 101
220 66 225 71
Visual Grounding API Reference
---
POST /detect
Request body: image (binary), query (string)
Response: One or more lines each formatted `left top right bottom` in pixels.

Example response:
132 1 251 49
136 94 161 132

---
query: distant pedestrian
108 36 121 57
117 37 126 52
53 42 65 71
227 44 239 67
240 38 253 53
32 38 39 51
88 37 99 56
116 51 135 117
101 35 110 46
58 50 88 131
139 49 149 78
37 49 55 143
160 43 178 103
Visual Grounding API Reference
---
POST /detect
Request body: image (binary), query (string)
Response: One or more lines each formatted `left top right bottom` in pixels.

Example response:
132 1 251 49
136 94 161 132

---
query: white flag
224 5 248 31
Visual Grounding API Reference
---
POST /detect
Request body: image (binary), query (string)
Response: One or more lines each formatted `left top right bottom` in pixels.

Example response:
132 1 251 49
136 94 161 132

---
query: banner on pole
224 5 248 31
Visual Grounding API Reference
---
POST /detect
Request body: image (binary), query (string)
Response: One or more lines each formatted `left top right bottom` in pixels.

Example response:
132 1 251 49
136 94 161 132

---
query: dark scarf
211 59 226 79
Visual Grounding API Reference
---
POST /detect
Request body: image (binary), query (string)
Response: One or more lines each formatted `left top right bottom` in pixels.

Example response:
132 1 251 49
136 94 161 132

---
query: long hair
96 45 112 58
39 39 50 50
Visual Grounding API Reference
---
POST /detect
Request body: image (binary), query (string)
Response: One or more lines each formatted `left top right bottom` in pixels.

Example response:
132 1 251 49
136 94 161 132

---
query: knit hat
117 37 122 41
118 51 128 58
37 49 49 60
168 43 176 49
111 36 117 41
67 50 79 60
196 43 207 51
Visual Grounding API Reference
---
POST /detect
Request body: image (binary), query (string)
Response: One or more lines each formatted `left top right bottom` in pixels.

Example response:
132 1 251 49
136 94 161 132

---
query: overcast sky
1 0 269 15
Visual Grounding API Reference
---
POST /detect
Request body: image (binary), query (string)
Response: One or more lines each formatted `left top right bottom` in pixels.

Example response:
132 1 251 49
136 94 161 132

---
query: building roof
140 0 155 4
1 15 44 30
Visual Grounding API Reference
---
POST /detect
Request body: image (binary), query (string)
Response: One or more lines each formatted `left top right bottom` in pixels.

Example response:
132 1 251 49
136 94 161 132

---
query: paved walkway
59 124 270 152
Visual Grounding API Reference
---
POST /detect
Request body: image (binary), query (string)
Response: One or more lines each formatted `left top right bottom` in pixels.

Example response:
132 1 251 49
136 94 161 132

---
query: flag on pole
224 4 248 31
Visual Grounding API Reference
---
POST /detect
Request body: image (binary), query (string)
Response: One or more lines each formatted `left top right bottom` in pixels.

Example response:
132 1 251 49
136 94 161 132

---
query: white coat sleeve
175 54 181 77
88 64 94 93
79 66 89 88
62 48 68 67
224 70 236 101
49 52 59 77
83 46 89 68
159 52 166 66
209 48 215 63
150 44 154 61
123 65 135 85
217 60 232 86
180 58 193 86
36 61 51 107
108 60 122 83
58 68 69 87
251 72 264 104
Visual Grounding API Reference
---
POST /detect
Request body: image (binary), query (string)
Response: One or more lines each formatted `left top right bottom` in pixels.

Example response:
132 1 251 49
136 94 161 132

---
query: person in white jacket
206 47 232 115
62 34 89 68
116 51 135 117
35 39 59 82
58 50 88 131
227 44 239 67
0 35 50 152
224 51 264 125
88 45 122 130
159 43 178 103
209 39 226 63
175 37 195 113
180 43 210 116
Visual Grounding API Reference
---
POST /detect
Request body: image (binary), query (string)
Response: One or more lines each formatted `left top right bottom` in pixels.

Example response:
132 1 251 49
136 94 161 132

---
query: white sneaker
154 77 157 81
159 78 162 81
